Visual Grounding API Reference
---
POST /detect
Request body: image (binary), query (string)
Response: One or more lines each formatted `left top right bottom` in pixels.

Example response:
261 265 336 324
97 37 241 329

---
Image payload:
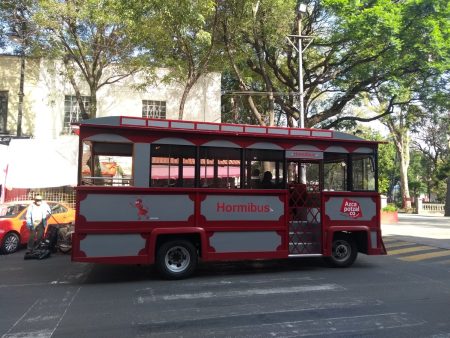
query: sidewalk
382 213 450 250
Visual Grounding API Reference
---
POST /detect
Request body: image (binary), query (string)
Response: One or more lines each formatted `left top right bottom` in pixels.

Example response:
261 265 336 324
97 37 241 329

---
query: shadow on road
81 256 380 284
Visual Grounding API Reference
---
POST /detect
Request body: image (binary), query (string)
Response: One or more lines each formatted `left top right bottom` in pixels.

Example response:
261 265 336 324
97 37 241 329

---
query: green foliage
343 126 397 195
382 204 398 212
412 109 449 203
219 0 449 129
127 0 222 118
30 0 144 119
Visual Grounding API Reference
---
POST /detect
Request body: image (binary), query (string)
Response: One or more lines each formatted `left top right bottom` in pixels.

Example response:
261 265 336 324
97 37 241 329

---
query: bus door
287 158 323 255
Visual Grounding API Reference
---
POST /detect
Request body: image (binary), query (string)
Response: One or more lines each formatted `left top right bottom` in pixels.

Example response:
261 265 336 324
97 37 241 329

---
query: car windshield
0 204 28 218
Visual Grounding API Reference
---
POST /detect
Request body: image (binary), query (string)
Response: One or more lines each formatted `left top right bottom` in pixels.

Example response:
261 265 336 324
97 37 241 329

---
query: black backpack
44 225 59 253
24 247 51 260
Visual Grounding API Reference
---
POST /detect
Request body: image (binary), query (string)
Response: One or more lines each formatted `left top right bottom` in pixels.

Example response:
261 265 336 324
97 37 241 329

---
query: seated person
250 168 261 188
261 171 274 188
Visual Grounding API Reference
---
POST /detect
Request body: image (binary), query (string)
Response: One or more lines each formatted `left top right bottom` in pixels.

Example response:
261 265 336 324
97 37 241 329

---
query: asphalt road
1 215 449 338
382 213 450 249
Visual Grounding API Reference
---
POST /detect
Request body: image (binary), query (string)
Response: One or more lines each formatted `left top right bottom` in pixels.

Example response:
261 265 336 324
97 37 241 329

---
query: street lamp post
287 4 313 129
297 3 307 129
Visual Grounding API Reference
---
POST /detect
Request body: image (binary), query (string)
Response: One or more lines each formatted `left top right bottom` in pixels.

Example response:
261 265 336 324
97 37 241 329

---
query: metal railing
81 176 133 186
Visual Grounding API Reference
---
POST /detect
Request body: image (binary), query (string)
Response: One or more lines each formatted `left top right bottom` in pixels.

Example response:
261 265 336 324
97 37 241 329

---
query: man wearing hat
25 195 51 252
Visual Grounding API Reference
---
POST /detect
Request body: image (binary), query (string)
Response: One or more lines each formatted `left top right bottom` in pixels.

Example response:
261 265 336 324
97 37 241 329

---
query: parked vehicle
72 116 386 279
0 201 75 254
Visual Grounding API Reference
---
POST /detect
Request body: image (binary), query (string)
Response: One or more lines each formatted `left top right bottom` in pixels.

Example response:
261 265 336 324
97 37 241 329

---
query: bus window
287 162 320 188
199 147 241 188
150 144 196 187
81 141 133 186
324 153 347 191
245 149 285 189
352 154 375 191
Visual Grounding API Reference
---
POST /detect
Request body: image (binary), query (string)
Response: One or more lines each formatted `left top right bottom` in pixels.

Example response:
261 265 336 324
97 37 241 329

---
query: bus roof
77 116 379 144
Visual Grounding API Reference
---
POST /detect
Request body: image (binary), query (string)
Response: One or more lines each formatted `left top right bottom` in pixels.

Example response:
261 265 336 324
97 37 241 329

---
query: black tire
156 240 198 279
325 234 357 267
1 232 20 254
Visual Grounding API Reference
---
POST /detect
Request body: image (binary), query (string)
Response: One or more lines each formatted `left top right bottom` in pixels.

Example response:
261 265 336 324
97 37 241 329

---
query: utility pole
287 3 313 129
297 4 305 128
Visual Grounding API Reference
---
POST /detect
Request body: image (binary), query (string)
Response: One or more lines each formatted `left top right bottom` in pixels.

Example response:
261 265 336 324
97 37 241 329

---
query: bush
382 204 398 212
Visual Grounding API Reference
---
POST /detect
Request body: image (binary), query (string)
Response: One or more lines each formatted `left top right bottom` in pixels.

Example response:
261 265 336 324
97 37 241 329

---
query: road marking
388 246 433 255
2 286 81 338
383 237 400 242
50 286 81 337
2 299 40 337
136 284 344 304
400 250 450 262
385 241 416 249
138 312 424 337
163 284 342 300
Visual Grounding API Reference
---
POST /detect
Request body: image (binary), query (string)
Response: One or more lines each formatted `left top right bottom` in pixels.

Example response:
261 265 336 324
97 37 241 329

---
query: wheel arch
326 226 370 255
149 227 207 264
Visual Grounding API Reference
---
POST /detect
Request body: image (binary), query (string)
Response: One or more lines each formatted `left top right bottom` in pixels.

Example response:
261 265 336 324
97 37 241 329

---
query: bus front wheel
325 234 357 268
156 240 198 279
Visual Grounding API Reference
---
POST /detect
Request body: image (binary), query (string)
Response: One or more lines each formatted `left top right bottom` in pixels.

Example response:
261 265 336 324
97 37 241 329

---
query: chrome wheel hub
165 246 190 273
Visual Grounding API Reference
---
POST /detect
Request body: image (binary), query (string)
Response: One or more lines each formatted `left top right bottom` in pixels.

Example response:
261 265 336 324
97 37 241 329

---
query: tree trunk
399 156 411 209
178 80 195 120
445 178 450 217
63 56 89 120
386 115 411 210
89 85 97 119
397 136 411 209
223 24 265 126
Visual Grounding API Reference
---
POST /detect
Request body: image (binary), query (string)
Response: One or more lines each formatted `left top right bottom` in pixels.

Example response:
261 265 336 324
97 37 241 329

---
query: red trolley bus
72 116 386 279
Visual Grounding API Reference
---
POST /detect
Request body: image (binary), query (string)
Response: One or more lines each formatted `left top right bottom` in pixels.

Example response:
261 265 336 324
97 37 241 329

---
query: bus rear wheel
156 240 198 279
325 234 357 267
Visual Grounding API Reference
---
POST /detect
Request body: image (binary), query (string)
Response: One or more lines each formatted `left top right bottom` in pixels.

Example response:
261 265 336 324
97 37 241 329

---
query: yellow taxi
0 201 75 254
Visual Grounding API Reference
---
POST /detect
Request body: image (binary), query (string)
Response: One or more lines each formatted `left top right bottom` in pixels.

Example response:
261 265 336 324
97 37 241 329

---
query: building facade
0 54 221 203
0 55 221 139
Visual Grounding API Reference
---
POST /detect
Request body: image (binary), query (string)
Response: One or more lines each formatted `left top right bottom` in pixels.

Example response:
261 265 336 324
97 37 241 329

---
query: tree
0 0 37 136
34 0 142 119
220 0 294 127
382 101 426 209
440 159 450 216
135 0 221 120
344 126 397 197
219 0 449 129
412 110 450 202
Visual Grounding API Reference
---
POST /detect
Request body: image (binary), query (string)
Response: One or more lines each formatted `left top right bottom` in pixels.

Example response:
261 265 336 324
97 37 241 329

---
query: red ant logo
131 198 149 220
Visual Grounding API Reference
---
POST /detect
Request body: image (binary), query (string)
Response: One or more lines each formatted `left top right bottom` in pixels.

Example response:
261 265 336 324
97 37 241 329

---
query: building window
0 91 8 133
63 95 90 134
142 100 166 119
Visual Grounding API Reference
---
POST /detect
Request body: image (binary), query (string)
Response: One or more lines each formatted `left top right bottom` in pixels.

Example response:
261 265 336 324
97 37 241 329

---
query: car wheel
156 240 198 279
325 234 357 267
1 232 20 254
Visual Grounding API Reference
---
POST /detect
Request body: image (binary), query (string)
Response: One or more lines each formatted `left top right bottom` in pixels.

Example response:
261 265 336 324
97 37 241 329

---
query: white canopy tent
4 136 79 190
0 144 8 191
